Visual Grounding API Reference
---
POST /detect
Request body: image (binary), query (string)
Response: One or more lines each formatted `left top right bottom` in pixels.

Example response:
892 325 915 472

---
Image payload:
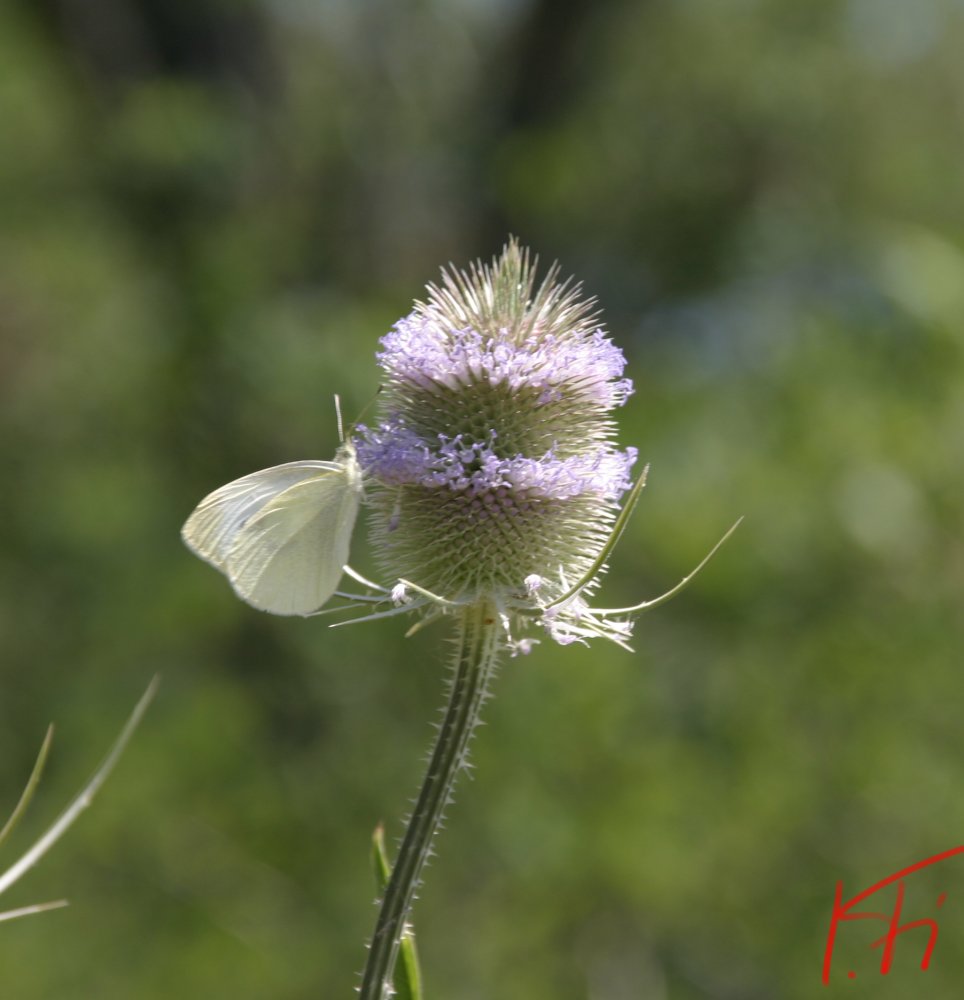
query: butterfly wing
223 448 363 616
181 460 343 571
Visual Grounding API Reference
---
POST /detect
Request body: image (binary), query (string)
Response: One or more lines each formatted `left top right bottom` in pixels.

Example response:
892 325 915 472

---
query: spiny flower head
355 240 642 651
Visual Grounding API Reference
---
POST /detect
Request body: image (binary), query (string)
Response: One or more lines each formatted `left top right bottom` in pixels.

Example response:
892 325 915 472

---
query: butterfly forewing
181 461 343 570
225 446 361 615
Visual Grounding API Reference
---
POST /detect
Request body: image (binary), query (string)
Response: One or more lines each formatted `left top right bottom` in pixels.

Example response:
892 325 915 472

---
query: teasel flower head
352 239 661 653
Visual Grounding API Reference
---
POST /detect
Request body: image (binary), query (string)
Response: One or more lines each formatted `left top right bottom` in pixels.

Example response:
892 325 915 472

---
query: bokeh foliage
2 0 964 997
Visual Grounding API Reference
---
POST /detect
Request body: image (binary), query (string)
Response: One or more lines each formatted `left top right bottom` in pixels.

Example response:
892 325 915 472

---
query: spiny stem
358 601 501 1000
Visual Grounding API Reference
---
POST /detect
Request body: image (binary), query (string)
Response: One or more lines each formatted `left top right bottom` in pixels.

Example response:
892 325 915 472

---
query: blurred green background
2 1 964 997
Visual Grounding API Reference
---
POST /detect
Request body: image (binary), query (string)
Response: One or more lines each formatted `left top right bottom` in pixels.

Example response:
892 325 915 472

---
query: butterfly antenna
339 392 382 439
334 395 345 443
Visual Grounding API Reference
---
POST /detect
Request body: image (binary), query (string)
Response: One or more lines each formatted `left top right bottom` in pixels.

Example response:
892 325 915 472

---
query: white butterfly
181 442 363 616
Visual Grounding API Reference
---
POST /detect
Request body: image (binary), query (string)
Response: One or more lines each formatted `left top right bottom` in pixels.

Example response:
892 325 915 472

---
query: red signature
823 846 964 983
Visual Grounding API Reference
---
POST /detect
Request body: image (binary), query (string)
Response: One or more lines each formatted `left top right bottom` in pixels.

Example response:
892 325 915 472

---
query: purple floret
377 314 634 409
358 426 636 504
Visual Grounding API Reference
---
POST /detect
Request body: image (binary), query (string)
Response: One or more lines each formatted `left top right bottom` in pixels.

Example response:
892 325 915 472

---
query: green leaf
0 725 54 851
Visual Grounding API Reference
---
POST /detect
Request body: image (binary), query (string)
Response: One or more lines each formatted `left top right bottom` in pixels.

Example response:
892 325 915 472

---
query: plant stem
358 601 501 1000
